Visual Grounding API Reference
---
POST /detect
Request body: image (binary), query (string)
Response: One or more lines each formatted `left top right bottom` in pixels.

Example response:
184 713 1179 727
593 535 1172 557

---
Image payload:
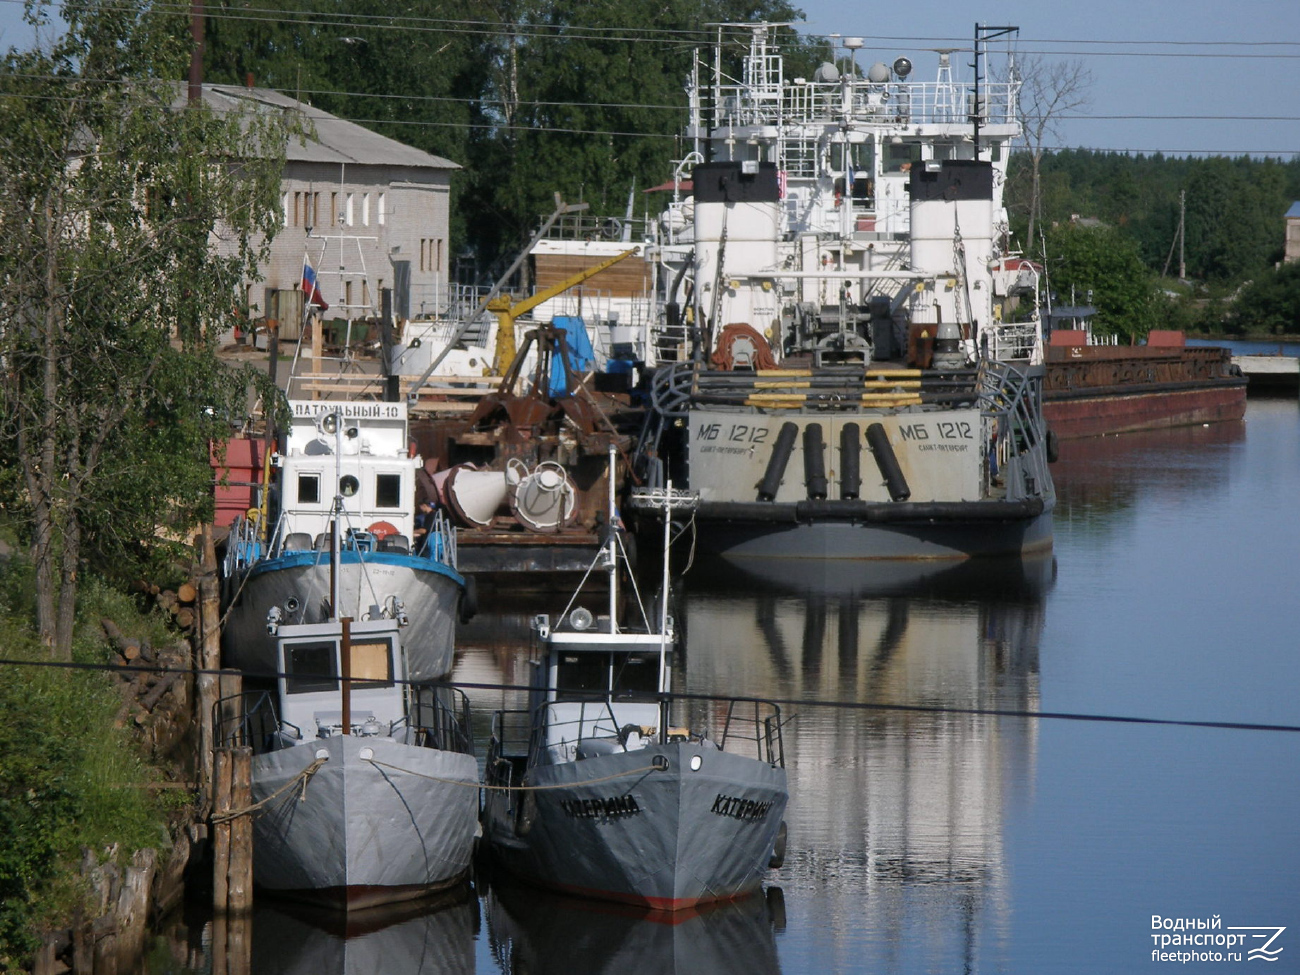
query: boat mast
606 444 619 635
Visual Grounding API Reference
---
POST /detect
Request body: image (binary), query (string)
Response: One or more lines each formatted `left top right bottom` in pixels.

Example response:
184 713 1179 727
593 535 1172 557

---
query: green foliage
0 0 294 651
1043 222 1160 340
0 562 166 962
1008 149 1299 287
1222 262 1300 336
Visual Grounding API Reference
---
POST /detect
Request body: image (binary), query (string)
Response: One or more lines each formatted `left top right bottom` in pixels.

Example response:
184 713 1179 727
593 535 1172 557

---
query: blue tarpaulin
549 316 594 397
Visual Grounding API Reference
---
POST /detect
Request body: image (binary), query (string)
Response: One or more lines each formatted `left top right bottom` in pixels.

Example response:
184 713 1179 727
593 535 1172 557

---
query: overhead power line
2 656 1298 735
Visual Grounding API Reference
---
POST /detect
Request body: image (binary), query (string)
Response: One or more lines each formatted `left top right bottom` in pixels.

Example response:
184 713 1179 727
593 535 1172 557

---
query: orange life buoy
367 521 399 540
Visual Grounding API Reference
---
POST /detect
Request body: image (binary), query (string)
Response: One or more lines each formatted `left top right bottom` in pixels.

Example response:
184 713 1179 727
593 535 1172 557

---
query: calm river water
155 397 1300 974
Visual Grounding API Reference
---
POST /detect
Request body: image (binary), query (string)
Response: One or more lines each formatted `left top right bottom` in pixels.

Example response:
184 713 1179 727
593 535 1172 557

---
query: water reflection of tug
680 557 1052 969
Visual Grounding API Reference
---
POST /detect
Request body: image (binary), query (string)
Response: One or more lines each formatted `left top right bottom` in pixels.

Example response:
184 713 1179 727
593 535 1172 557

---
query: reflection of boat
248 890 475 974
686 549 1056 598
220 400 466 682
481 453 788 909
679 563 1046 970
484 875 785 975
218 522 479 908
630 24 1055 562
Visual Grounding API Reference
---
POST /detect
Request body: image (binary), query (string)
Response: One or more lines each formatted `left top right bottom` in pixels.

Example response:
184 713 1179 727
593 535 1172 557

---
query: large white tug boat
630 23 1055 562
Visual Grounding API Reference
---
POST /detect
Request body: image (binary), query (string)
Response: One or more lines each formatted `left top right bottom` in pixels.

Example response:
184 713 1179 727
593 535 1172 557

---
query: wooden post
212 748 232 912
227 746 253 913
211 745 253 914
197 527 222 817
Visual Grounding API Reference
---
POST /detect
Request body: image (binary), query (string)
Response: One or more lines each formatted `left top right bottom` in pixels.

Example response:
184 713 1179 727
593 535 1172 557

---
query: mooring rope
210 756 328 823
364 758 664 792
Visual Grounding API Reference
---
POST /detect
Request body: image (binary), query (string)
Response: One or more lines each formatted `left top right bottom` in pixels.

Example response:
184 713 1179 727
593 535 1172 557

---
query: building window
378 192 385 225
362 280 370 310
345 280 353 308
282 192 289 226
292 191 302 226
312 192 320 228
362 193 370 226
330 192 338 226
420 238 443 273
345 193 354 227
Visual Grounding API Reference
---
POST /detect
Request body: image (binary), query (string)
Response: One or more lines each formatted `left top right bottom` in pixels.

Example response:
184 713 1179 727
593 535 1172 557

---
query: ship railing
213 690 300 756
975 358 1052 498
710 80 1018 129
403 682 474 754
504 693 785 769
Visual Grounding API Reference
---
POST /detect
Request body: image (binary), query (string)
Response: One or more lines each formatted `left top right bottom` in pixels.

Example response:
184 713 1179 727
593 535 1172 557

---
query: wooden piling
196 526 222 817
212 744 254 914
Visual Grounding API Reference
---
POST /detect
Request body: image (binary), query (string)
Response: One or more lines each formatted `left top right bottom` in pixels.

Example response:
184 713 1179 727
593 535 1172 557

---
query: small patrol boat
481 449 788 909
217 498 479 909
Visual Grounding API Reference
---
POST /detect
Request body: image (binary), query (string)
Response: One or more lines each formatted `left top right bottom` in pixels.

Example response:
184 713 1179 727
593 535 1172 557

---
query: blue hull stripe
246 550 465 588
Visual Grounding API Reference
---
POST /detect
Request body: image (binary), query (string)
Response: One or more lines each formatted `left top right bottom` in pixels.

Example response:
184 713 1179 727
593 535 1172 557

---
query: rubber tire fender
458 574 479 624
768 820 788 869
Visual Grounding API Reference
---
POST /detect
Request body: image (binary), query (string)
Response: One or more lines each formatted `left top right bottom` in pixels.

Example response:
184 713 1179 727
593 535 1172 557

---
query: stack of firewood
101 618 193 760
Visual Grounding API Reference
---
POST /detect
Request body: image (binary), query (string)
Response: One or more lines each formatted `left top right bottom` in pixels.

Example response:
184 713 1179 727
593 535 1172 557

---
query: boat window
349 639 394 688
297 473 320 505
612 653 657 697
339 475 360 498
884 142 919 173
375 473 402 509
284 642 338 694
555 653 608 697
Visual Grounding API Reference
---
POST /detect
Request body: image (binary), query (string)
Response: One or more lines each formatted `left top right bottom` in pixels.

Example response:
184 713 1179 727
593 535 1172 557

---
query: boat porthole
339 475 359 497
690 755 703 771
653 755 670 771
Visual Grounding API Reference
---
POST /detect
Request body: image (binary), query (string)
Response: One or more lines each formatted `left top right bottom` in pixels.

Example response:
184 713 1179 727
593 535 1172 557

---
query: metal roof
1287 201 1300 219
195 84 460 172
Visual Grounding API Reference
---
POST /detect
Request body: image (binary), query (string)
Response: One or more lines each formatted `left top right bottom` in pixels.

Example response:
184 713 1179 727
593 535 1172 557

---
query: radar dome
813 62 840 83
866 62 891 83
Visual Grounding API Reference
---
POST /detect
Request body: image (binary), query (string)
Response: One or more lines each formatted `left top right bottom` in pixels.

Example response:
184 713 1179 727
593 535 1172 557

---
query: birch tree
1015 53 1093 251
0 0 291 656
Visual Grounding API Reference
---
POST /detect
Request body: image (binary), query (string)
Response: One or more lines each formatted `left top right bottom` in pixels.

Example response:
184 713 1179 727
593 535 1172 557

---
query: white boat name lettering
711 794 775 821
560 795 641 820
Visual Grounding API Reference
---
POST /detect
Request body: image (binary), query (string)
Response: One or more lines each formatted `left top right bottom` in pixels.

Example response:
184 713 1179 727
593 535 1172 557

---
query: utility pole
1179 189 1186 281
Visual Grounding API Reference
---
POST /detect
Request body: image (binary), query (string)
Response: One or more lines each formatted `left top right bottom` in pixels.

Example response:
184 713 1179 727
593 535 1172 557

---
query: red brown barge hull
1043 343 1246 440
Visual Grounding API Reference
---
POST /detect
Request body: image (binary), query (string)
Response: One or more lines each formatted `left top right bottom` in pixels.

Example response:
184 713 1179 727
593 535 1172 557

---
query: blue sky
3 0 1297 157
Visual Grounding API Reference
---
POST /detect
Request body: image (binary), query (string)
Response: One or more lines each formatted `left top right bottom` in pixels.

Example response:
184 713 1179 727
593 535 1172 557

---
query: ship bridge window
284 642 338 694
612 653 657 697
297 473 321 505
556 653 609 697
350 639 394 689
375 473 402 508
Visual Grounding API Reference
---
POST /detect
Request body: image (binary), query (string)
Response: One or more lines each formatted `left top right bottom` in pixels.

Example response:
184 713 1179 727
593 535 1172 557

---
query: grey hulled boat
481 452 789 910
219 612 479 908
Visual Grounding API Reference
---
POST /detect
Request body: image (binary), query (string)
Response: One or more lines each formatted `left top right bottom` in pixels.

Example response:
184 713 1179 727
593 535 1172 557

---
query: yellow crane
489 247 638 376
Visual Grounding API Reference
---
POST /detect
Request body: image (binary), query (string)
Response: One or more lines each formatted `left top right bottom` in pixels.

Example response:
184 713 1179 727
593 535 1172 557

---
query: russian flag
302 257 329 311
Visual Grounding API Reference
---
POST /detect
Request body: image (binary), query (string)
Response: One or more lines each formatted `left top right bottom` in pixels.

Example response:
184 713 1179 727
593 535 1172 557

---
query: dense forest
1005 150 1300 337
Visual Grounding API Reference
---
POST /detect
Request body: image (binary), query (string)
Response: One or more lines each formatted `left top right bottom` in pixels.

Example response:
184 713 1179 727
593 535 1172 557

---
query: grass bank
0 562 174 971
